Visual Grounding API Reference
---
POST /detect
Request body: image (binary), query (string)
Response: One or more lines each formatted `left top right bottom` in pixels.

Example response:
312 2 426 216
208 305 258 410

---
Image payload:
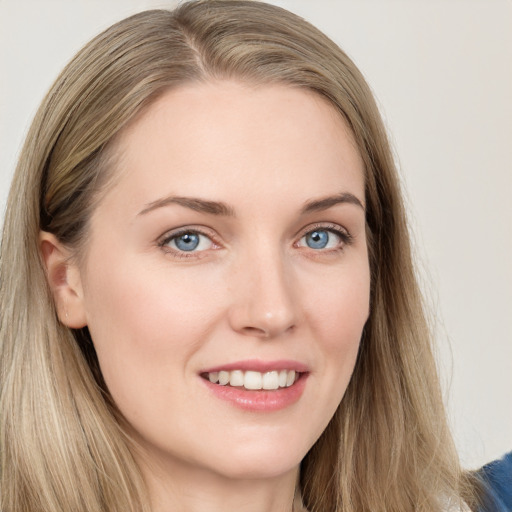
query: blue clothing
477 452 512 512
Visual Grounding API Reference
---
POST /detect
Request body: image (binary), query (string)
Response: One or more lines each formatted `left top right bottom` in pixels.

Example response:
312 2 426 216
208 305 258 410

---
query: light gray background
1 0 510 469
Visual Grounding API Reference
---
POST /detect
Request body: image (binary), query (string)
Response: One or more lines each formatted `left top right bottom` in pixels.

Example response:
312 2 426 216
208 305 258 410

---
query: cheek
84 251 216 337
80 254 223 403
306 259 370 339
304 260 370 386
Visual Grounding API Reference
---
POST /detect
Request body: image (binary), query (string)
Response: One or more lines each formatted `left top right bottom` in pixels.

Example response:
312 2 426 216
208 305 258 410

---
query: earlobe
39 231 87 329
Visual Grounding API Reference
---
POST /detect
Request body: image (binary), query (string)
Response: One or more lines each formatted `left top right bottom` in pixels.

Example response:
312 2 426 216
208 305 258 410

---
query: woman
0 1 477 511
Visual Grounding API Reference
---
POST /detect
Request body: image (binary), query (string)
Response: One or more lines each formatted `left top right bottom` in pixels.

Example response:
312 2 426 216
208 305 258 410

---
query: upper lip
201 359 309 374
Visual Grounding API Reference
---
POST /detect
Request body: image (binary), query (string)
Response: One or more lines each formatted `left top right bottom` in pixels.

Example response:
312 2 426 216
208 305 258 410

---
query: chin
209 456 301 482
200 437 308 481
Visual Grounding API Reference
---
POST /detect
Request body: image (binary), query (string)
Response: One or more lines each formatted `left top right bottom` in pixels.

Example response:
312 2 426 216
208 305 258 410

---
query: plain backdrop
0 0 510 469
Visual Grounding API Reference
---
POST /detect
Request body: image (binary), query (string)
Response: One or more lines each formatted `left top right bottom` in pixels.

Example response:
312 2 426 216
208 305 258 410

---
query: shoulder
476 452 512 512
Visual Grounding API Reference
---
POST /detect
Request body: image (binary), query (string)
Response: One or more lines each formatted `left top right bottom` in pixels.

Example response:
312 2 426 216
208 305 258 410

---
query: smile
200 360 309 411
205 370 300 390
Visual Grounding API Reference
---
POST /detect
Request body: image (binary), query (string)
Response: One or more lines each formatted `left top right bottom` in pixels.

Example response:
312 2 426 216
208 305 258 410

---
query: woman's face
73 81 370 482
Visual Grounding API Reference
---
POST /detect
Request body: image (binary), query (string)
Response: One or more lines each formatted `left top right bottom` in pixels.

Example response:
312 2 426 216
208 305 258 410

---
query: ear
39 231 87 328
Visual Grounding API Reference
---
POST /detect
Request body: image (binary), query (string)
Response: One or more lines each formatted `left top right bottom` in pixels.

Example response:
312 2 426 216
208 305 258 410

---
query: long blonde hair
1 1 474 511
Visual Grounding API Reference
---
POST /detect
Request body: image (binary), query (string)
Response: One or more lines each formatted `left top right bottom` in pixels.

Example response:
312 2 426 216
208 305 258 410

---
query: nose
228 248 298 339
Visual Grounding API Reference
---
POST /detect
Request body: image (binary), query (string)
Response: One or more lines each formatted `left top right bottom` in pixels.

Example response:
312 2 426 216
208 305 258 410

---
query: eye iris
175 233 200 251
306 230 329 249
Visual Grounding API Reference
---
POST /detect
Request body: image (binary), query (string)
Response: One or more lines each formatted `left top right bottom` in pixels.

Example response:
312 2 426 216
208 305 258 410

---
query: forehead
100 80 365 215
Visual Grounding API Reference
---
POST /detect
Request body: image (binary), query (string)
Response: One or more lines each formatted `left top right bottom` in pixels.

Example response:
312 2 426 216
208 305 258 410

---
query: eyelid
296 222 351 240
156 222 352 258
294 222 353 249
157 226 221 257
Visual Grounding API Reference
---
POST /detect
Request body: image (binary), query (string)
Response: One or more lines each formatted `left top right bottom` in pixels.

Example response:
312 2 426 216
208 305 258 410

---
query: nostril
228 285 298 338
241 326 270 338
240 324 295 339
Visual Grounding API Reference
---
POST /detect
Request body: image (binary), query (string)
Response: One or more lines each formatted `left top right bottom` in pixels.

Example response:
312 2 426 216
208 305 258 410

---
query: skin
42 81 370 512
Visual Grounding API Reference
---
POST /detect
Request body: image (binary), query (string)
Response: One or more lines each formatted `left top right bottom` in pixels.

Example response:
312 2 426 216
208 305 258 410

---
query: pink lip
200 361 309 412
201 359 309 373
202 376 307 412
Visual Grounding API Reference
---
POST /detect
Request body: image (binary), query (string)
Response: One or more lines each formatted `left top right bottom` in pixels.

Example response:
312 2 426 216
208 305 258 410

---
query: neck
139 451 302 512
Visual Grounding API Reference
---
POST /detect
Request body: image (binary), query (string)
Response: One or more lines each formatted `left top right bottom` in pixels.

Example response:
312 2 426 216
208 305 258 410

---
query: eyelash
158 227 219 259
158 223 353 259
295 223 353 253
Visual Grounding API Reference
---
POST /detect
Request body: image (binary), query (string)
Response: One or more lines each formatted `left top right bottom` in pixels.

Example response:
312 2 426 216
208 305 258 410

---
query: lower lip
202 374 308 412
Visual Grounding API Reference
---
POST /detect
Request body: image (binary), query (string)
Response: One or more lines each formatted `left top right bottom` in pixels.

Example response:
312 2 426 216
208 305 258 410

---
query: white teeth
218 371 230 385
230 370 244 387
206 369 300 390
244 371 262 390
286 370 296 387
262 371 279 390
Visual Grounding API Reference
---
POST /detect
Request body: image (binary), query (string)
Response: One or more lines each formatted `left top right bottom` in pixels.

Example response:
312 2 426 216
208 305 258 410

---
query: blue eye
299 229 343 250
174 233 200 251
164 231 213 252
306 230 329 249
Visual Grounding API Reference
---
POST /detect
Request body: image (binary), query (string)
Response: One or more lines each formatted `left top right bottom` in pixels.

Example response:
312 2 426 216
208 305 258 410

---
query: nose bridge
228 239 298 338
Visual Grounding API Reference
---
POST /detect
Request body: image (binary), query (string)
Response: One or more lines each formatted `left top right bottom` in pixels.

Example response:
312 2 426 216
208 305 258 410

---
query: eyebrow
138 196 235 217
300 192 365 214
138 191 364 218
